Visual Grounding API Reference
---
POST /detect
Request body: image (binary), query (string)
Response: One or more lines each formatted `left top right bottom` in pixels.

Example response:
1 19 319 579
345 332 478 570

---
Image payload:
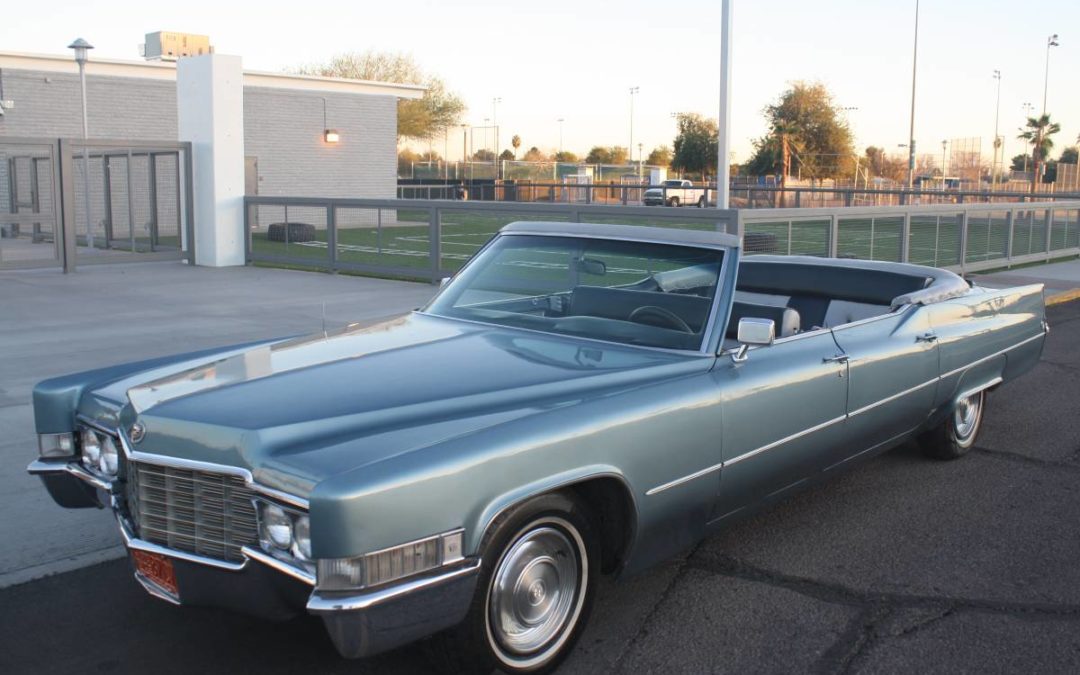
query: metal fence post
828 215 839 257
429 206 441 282
57 139 77 273
183 143 196 265
327 202 338 272
958 211 969 273
243 198 252 264
1005 209 1015 264
900 212 911 263
1045 207 1053 260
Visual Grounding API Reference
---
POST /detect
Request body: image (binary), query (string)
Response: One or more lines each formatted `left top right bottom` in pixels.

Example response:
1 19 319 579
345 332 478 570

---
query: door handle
822 354 849 364
916 332 938 343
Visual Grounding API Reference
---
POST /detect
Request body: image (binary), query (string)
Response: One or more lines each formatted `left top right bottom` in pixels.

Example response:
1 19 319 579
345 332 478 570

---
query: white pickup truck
642 179 708 207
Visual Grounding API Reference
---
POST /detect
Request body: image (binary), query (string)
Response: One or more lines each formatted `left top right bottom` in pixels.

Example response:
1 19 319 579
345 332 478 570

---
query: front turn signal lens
38 432 75 458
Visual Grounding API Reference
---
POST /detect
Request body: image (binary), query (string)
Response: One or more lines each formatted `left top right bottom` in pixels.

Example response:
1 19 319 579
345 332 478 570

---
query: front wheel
697 196 706 208
919 389 985 460
437 492 598 674
668 197 681 207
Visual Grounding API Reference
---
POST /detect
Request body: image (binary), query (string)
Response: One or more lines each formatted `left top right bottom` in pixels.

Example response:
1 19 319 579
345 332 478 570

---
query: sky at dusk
2 0 1078 164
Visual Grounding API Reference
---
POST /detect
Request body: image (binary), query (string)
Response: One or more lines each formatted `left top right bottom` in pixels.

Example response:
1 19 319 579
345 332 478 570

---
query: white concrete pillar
177 54 245 267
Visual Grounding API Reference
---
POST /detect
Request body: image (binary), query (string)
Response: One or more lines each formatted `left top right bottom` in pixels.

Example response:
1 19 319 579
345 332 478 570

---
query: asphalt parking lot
1 294 1078 674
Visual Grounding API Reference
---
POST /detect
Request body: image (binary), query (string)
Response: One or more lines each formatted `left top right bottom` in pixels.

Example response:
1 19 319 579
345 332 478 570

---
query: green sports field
250 206 1080 280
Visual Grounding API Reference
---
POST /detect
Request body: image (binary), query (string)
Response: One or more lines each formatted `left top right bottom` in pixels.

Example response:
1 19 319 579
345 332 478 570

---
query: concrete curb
1046 289 1080 306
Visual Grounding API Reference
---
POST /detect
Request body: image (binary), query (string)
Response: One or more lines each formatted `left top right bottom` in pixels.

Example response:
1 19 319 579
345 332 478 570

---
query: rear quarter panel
926 283 1046 409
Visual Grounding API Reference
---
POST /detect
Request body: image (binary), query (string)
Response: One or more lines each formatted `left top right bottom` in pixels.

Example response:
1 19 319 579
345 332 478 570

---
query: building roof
0 51 426 99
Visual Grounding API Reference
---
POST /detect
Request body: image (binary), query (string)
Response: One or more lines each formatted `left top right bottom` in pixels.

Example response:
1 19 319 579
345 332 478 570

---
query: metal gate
1 137 194 271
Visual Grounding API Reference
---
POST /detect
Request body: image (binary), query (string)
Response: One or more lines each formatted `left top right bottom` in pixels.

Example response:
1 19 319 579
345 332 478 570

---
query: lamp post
638 142 644 179
941 139 948 191
906 0 920 190
557 118 565 155
628 86 639 165
992 70 1002 190
68 38 94 250
1042 34 1059 116
492 97 502 178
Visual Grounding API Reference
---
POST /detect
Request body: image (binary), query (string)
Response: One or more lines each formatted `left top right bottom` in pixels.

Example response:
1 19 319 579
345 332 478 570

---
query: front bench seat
726 301 801 339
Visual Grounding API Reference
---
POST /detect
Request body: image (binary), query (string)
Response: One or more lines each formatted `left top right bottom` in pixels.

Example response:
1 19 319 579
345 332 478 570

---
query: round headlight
293 516 312 560
80 429 101 470
260 504 293 551
99 436 119 476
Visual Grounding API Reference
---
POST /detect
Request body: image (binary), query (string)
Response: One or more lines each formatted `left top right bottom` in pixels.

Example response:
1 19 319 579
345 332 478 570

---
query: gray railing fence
245 196 1080 282
397 181 1080 208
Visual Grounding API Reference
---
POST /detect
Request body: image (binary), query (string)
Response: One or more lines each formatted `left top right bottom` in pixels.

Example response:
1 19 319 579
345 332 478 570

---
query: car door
709 329 848 524
826 306 939 468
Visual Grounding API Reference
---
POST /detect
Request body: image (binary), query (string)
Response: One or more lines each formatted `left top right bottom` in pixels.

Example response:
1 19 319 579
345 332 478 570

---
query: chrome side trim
723 415 848 468
939 332 1045 380
645 461 725 496
647 327 1048 495
848 378 938 418
306 558 482 614
957 376 1003 403
242 546 316 586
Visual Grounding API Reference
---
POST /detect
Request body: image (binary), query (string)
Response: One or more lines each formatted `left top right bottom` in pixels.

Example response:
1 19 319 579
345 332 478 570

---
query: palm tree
1017 114 1061 192
511 135 521 160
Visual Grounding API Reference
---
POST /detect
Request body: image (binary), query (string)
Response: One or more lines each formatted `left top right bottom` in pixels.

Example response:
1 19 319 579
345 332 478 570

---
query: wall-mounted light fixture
322 98 339 144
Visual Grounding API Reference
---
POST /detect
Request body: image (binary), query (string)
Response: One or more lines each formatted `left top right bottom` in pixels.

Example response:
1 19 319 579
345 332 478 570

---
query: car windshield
424 234 724 351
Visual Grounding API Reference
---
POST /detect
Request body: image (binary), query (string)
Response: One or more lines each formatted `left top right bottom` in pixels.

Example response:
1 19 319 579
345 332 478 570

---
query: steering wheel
628 306 693 333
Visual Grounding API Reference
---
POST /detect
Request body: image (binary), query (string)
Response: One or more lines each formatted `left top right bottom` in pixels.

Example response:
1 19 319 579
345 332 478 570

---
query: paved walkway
972 256 1080 301
0 262 436 587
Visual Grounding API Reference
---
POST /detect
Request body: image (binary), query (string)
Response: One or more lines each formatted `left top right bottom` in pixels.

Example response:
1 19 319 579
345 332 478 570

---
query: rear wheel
697 196 706 207
435 492 598 674
919 390 985 460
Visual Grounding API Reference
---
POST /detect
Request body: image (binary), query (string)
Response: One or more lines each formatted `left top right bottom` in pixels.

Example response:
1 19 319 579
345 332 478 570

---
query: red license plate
131 550 179 597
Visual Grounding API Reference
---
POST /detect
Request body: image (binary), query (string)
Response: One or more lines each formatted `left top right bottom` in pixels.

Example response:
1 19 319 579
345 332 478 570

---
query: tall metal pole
69 39 95 251
716 0 733 209
1042 34 1058 116
628 86 639 165
558 118 565 154
941 139 948 191
992 70 1002 190
492 97 501 178
906 0 920 190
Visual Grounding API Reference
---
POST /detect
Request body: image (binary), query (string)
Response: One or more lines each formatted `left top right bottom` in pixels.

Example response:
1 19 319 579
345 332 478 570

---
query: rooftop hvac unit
141 32 214 61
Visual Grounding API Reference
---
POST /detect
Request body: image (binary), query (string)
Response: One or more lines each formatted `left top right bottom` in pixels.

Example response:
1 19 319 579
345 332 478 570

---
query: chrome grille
126 461 258 562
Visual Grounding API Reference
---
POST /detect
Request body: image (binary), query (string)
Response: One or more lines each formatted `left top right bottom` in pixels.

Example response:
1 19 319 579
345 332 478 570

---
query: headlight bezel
256 500 312 570
77 426 121 478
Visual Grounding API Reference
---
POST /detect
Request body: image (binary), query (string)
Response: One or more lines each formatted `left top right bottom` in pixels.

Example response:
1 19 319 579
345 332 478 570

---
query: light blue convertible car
29 222 1046 673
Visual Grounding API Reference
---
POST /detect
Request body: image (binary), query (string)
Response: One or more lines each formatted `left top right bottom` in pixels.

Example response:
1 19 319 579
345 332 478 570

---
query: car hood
106 313 709 497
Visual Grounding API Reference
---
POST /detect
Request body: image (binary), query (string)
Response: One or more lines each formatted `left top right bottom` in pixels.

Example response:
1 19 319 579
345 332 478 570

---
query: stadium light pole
992 70 1002 190
1042 34 1058 116
492 97 502 178
941 139 948 191
558 118 565 155
69 38 94 250
905 0 920 190
628 86 639 166
716 0 734 210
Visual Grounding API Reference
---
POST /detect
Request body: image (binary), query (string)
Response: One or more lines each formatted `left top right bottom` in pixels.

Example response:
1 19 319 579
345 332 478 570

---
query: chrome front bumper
28 458 481 659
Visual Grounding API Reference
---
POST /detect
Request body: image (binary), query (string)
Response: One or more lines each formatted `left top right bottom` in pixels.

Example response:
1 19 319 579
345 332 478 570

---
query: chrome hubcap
490 526 580 656
954 393 981 440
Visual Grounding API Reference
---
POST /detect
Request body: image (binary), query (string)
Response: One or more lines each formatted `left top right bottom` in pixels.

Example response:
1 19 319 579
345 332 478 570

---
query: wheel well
567 478 636 575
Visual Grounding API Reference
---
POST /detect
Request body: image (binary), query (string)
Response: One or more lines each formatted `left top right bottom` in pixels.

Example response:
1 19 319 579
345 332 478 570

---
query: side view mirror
731 318 775 363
